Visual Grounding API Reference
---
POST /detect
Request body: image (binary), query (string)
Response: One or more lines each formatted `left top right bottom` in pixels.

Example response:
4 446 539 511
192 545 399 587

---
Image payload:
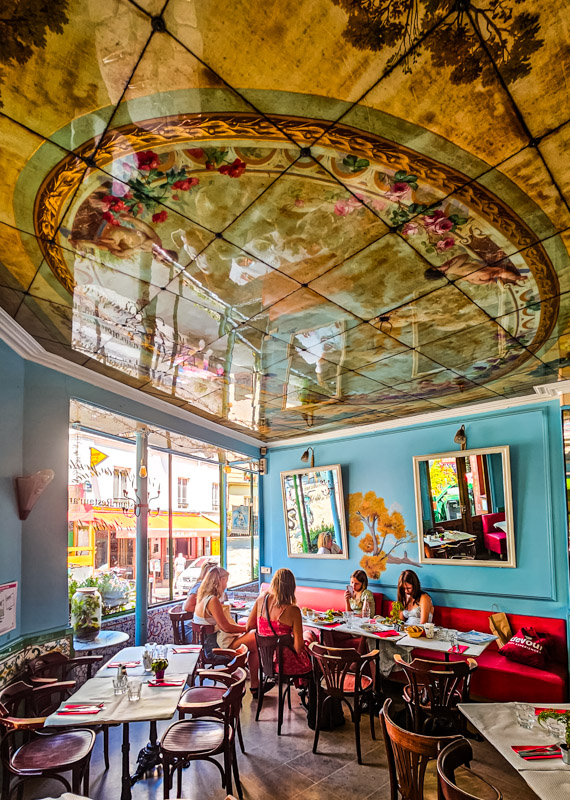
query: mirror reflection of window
281 465 348 558
414 447 514 567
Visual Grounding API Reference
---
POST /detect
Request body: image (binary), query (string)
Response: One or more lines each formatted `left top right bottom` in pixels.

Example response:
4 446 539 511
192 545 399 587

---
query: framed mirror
413 446 515 567
281 464 348 558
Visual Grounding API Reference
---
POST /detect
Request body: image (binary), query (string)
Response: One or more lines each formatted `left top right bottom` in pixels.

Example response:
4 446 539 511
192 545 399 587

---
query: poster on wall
231 505 250 535
0 582 17 636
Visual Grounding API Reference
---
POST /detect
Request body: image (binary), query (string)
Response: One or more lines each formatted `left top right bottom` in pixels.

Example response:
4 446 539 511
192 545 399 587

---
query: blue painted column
135 431 148 646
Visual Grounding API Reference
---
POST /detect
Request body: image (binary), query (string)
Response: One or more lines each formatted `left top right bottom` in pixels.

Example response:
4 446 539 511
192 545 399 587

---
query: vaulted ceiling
1 0 569 440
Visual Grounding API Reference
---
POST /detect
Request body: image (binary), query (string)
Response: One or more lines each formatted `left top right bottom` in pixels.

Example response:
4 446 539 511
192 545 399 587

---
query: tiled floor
32 684 539 800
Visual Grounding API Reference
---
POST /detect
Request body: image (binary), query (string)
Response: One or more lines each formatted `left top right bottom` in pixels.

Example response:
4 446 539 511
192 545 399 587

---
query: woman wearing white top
397 569 434 625
316 532 342 555
194 566 260 691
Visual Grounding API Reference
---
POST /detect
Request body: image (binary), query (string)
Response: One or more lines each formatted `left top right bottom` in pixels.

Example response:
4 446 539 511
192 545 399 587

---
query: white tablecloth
458 702 570 798
44 672 191 726
94 645 198 679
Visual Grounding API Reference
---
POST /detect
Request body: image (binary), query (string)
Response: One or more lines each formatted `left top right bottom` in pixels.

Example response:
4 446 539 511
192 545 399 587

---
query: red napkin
231 601 246 608
321 622 343 628
534 707 566 715
148 679 185 687
448 645 469 654
172 647 201 653
375 630 401 638
512 745 561 760
107 661 140 668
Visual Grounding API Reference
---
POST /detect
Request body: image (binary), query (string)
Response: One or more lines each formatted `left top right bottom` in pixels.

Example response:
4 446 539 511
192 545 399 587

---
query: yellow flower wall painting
348 491 419 579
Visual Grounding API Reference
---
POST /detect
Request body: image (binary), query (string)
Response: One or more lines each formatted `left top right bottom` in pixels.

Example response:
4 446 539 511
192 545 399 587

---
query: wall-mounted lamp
15 469 55 520
301 447 315 468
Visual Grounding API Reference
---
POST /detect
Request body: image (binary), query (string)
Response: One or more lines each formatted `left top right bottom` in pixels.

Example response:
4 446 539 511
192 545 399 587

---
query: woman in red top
247 568 312 676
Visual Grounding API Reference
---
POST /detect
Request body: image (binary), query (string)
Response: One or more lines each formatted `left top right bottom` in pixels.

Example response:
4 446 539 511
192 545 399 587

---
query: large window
68 400 259 616
177 477 189 509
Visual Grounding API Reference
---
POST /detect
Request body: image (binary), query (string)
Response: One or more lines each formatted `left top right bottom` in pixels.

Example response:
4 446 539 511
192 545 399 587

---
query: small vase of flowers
151 658 169 681
537 709 570 764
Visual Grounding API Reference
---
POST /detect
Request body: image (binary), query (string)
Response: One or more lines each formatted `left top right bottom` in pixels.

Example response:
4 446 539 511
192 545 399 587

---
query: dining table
44 645 199 800
458 701 570 799
300 615 496 676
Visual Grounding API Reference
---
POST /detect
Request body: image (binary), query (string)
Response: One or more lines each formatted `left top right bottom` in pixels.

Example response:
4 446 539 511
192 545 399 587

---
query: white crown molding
0 308 264 449
267 391 557 448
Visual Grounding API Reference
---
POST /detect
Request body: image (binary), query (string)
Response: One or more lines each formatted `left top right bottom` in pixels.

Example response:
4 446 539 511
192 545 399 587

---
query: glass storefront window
68 400 258 617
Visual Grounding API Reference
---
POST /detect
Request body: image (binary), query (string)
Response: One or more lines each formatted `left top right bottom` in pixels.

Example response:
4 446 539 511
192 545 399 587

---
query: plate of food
314 609 343 623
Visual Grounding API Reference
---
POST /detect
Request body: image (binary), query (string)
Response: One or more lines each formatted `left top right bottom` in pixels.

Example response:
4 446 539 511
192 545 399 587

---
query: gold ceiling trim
34 113 560 359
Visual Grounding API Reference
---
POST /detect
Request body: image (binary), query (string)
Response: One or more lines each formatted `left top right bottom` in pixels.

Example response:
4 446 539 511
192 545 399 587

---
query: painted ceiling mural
0 0 569 440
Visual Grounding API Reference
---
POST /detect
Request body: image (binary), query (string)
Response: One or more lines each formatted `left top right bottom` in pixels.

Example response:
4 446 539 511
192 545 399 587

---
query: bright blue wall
0 342 24 645
264 402 569 618
0 347 259 640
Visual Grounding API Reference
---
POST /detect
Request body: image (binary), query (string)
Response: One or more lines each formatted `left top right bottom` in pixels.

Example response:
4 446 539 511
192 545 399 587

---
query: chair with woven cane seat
394 654 478 736
27 650 110 769
309 641 379 764
438 738 503 799
254 631 313 736
0 681 96 800
160 667 247 800
178 645 248 753
380 698 461 800
168 604 194 644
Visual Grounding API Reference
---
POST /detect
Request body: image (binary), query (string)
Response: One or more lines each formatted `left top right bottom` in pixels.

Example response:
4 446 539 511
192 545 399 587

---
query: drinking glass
346 611 354 629
342 611 350 625
113 678 127 695
306 608 315 622
515 703 535 729
449 631 458 650
128 679 142 702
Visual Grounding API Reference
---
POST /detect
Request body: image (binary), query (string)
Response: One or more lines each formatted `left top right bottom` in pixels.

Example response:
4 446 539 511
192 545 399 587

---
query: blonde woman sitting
194 566 260 692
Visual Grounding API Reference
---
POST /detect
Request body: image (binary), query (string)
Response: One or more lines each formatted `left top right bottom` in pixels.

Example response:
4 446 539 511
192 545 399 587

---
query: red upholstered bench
382 600 568 703
261 583 383 617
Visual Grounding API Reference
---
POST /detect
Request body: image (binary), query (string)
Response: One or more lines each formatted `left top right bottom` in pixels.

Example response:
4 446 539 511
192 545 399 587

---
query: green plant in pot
390 601 404 626
151 658 169 681
537 709 570 763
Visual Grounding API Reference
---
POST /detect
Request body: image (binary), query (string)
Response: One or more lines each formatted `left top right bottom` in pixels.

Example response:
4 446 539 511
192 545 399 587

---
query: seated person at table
397 569 433 625
183 560 217 614
194 566 260 691
316 532 342 555
323 569 375 652
247 568 312 678
345 569 376 617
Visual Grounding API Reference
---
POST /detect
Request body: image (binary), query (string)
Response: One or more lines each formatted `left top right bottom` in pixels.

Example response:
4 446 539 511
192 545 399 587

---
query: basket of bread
405 625 424 638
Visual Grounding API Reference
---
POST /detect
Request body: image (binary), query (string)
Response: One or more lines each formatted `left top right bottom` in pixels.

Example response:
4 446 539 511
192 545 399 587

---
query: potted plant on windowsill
537 709 570 764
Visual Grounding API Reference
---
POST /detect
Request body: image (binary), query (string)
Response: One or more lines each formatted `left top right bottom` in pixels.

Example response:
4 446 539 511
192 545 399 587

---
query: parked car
176 555 220 594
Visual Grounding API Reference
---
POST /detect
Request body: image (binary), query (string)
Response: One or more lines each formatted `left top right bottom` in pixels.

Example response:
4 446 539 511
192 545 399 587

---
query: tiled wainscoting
0 586 258 688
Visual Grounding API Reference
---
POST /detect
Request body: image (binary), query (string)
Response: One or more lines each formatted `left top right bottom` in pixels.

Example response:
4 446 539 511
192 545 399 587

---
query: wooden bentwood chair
380 698 461 800
189 623 235 685
394 654 478 735
168 604 194 644
160 667 247 800
309 642 379 764
0 680 96 800
27 650 110 769
254 631 313 736
179 644 248 753
438 738 503 800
